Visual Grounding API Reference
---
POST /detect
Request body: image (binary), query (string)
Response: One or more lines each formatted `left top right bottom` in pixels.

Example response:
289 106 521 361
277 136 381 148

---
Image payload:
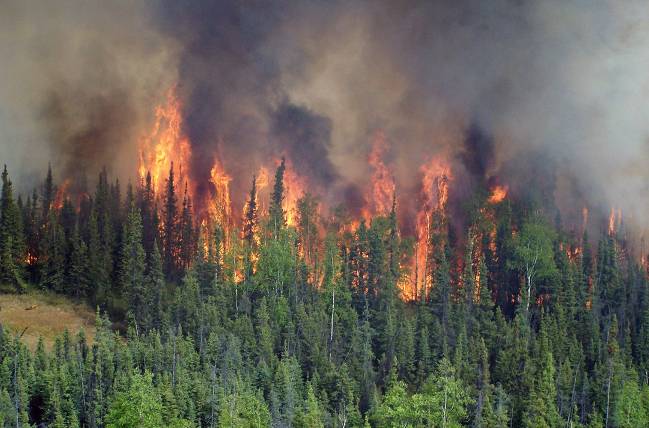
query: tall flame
282 159 306 227
367 132 396 219
53 179 71 210
254 166 270 215
138 88 192 196
209 159 232 229
608 207 622 236
408 156 452 300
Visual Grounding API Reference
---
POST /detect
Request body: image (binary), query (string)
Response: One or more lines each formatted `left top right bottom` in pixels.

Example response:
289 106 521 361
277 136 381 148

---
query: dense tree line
1 162 649 427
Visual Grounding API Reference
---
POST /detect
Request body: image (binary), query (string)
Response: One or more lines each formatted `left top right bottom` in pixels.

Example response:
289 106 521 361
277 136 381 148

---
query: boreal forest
0 158 646 428
3 1 649 427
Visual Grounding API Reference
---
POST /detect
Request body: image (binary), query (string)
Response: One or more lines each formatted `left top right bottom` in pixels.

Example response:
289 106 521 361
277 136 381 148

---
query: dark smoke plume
2 0 649 234
271 104 338 187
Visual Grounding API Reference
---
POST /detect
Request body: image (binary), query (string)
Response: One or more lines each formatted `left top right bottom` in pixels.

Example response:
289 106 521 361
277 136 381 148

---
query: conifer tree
67 224 90 298
242 175 259 281
269 157 286 237
41 163 55 223
297 383 325 428
430 241 452 346
139 171 157 258
296 193 319 268
39 211 66 292
613 369 647 428
243 175 258 247
522 332 562 427
179 183 194 272
0 166 25 289
87 210 106 303
162 163 179 279
120 206 146 333
145 241 165 332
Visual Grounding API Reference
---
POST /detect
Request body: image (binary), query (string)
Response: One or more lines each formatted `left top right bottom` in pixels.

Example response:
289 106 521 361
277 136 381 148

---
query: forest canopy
0 162 647 427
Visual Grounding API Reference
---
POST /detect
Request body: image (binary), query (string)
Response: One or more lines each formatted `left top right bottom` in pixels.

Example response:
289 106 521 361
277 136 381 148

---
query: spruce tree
120 206 146 333
0 166 25 289
269 158 286 237
41 163 55 223
522 332 562 427
39 211 66 292
178 183 194 272
242 175 259 281
139 171 157 258
87 210 106 303
145 241 165 332
67 224 90 298
162 163 179 279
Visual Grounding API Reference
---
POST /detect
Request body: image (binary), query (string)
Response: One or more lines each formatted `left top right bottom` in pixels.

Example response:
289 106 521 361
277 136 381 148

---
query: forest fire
367 132 396 219
409 156 452 300
208 160 232 230
45 79 638 307
608 207 622 236
487 185 508 204
281 159 307 227
138 89 192 198
567 245 582 263
53 179 71 210
256 166 270 191
6 3 649 426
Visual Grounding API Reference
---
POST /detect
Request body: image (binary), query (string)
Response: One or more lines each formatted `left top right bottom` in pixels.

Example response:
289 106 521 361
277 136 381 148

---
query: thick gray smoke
0 0 176 188
2 0 649 233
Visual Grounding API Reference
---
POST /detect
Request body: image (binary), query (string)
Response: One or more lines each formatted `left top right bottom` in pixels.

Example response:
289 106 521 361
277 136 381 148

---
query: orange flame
487 185 508 204
408 156 452 300
53 179 71 210
25 251 37 266
367 132 396 219
282 159 306 227
567 245 582 263
138 88 192 197
256 166 270 191
209 160 232 229
608 207 622 236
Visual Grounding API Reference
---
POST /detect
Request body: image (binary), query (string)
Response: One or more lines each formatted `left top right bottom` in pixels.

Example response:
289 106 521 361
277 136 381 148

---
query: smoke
0 0 177 190
270 104 337 188
2 0 649 233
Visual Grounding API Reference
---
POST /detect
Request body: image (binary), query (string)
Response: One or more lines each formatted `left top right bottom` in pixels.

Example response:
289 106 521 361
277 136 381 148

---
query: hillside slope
0 290 95 350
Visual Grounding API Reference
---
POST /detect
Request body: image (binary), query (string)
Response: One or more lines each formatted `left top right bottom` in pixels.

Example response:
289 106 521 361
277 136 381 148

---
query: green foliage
105 371 177 428
509 217 557 313
374 358 472 427
613 371 648 428
218 387 271 427
4 163 649 427
120 206 147 329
